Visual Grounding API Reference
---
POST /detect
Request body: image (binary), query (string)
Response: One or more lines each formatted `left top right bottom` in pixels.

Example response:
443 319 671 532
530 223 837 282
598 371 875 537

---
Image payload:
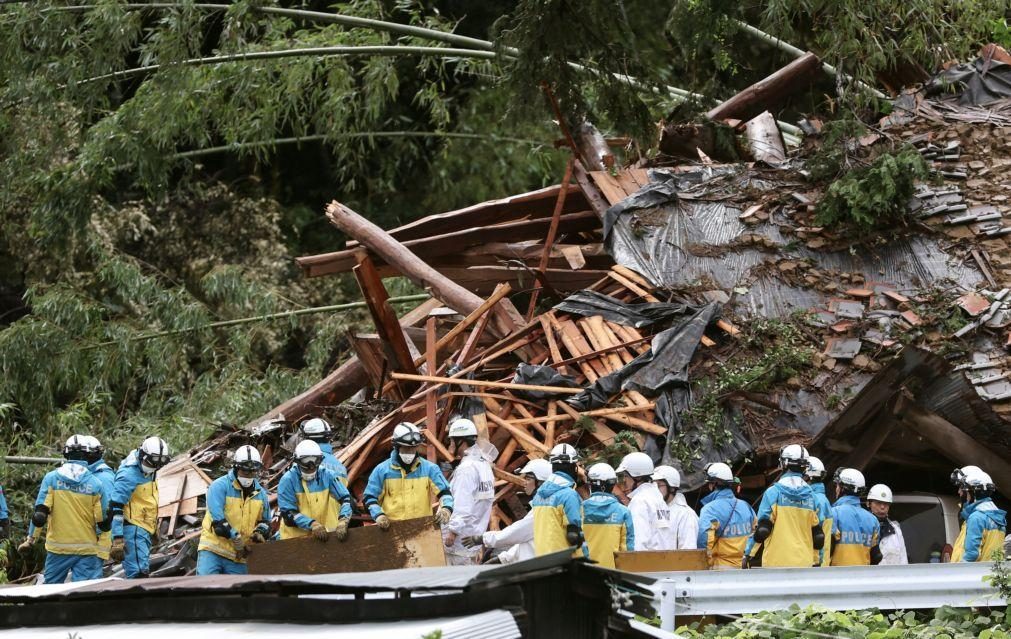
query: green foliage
805 118 870 182
677 604 1011 639
673 318 813 466
814 148 928 231
993 19 1011 49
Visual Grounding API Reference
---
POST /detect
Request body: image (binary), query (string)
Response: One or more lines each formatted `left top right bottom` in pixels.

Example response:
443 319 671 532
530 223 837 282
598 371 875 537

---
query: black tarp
510 363 582 401
553 290 699 328
926 58 1011 106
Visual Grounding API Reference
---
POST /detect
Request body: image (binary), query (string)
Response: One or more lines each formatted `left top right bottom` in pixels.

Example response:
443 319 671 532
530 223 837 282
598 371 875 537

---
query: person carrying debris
652 465 699 550
532 444 586 556
867 484 908 565
82 436 115 568
805 457 834 567
951 467 1006 562
196 445 271 576
363 423 453 530
829 468 881 566
107 437 171 578
583 463 634 568
617 452 673 551
299 417 349 486
278 440 352 543
18 435 109 583
442 419 496 566
697 462 756 569
744 444 824 568
463 458 552 564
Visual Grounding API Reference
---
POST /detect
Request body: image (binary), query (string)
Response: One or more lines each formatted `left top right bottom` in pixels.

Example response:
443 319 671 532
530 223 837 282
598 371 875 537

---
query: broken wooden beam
353 255 419 388
573 122 615 171
389 372 583 395
706 51 821 123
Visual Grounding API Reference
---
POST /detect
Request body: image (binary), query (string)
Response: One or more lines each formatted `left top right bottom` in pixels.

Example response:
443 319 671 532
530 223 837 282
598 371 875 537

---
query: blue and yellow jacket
277 465 352 539
364 450 453 521
28 461 108 556
697 488 756 568
319 442 349 487
746 472 821 567
830 494 880 566
958 497 1006 562
532 471 583 556
811 483 833 566
0 482 8 522
198 471 271 563
89 459 116 560
110 450 160 536
583 492 634 568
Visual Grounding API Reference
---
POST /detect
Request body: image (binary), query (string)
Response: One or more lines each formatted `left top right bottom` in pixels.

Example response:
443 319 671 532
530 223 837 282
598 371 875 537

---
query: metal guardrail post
658 577 677 632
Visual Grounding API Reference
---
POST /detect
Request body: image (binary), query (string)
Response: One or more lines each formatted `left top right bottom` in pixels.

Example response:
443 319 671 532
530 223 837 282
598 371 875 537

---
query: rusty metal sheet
247 517 446 575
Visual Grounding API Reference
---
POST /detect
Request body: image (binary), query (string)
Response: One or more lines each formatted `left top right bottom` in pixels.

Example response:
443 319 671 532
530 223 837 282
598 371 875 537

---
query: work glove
375 514 391 530
334 518 349 542
461 535 484 549
231 535 246 554
251 523 270 544
433 506 452 528
110 537 126 562
17 537 33 553
310 520 329 542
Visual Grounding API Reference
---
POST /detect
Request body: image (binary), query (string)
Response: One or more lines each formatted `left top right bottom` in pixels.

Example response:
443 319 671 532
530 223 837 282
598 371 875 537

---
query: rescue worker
108 436 171 578
582 463 634 568
82 436 115 567
949 465 984 563
463 458 552 564
531 444 585 556
277 440 352 542
805 456 833 566
442 419 495 565
299 417 349 485
0 476 7 542
829 468 881 566
364 423 453 529
196 445 271 576
697 462 756 569
617 452 673 551
867 483 907 565
652 465 699 550
744 444 823 568
18 435 109 583
952 467 1006 562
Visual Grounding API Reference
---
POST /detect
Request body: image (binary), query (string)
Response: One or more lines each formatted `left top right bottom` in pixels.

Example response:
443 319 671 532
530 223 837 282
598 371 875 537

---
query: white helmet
951 465 984 487
963 468 996 496
780 444 810 471
294 440 323 476
63 434 90 460
652 465 681 488
705 462 734 483
448 418 478 440
588 462 618 483
548 443 579 464
519 458 552 482
834 467 866 493
80 435 104 464
139 436 171 470
805 456 826 481
867 484 893 503
299 417 333 441
616 452 654 479
392 422 423 447
232 445 263 471
294 439 323 459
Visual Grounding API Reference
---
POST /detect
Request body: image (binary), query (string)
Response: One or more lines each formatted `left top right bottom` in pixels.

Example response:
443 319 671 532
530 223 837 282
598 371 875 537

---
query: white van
889 492 962 563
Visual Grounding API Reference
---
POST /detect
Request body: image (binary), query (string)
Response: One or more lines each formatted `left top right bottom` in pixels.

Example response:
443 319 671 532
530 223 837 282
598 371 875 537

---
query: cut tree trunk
706 51 821 123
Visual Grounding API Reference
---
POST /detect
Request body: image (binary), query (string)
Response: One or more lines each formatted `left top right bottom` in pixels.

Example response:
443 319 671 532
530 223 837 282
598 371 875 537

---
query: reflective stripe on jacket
746 472 821 567
830 494 880 566
198 472 270 563
531 472 582 556
810 483 833 566
277 465 352 539
29 461 108 556
583 492 634 568
697 488 756 568
363 450 453 520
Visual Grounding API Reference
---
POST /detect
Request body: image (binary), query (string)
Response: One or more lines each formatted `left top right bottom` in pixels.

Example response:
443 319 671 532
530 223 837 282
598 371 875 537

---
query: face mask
399 452 417 466
237 476 254 488
300 470 317 482
141 463 156 475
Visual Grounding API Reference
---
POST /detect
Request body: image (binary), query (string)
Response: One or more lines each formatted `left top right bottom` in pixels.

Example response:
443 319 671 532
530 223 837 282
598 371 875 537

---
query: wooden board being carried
614 549 708 573
246 517 447 574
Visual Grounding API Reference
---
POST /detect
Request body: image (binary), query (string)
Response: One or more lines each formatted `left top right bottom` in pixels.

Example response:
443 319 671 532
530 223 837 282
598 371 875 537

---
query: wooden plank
608 269 659 302
166 473 187 537
539 314 570 376
492 465 525 488
583 316 625 373
422 428 453 462
389 372 584 395
486 412 550 455
527 157 575 321
424 317 438 463
558 319 610 379
410 283 513 369
545 401 558 449
614 550 708 573
248 517 446 574
556 401 620 446
572 159 611 220
352 255 419 385
612 264 652 289
506 402 657 426
590 171 628 206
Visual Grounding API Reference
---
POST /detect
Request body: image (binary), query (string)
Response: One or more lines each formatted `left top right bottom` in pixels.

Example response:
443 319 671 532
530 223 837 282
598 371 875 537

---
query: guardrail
646 562 1006 632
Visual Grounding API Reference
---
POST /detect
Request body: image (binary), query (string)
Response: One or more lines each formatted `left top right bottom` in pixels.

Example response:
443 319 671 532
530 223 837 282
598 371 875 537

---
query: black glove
812 525 825 550
753 518 773 543
565 524 584 547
